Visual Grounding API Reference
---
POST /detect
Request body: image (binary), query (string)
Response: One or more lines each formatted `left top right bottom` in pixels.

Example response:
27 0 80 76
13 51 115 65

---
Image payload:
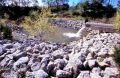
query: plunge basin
42 26 79 43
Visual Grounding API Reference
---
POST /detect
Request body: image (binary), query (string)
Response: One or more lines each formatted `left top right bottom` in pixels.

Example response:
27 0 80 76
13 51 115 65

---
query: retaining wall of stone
49 18 116 32
49 18 84 29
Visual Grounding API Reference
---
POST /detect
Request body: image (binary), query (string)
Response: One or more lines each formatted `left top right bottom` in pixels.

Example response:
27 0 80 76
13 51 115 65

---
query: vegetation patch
21 7 56 38
112 46 120 69
0 23 12 39
114 9 120 30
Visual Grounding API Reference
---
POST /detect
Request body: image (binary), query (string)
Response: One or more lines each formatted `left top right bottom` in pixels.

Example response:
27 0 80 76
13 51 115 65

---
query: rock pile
0 30 120 78
68 32 120 78
49 18 84 29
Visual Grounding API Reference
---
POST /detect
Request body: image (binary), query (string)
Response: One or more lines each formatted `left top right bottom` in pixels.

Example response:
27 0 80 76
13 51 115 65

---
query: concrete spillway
63 23 87 38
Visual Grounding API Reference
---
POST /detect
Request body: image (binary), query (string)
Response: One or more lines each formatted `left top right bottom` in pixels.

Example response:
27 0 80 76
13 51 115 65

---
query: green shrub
0 23 12 39
112 46 120 68
114 9 120 30
21 7 55 37
80 1 116 18
72 11 80 16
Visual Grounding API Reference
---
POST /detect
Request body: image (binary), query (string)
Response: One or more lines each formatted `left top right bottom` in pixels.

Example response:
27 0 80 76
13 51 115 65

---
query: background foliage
113 46 120 69
114 9 120 30
21 7 55 38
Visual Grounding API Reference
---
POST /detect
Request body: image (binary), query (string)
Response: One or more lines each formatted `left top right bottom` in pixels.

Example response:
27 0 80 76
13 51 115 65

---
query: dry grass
21 7 56 37
64 16 84 20
114 9 120 30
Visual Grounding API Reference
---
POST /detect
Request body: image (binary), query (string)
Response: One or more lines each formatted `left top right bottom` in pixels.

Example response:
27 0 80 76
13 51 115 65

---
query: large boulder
3 43 13 49
89 47 99 53
31 62 41 71
0 55 13 66
77 71 90 78
26 69 48 78
92 67 101 73
13 42 22 48
88 59 96 68
14 52 27 59
40 54 51 72
103 57 116 67
1 70 18 78
96 57 109 68
28 57 34 66
91 67 102 78
47 61 55 75
0 46 4 55
103 67 119 78
108 47 115 55
64 58 83 78
12 50 27 59
35 69 48 78
86 52 94 60
82 40 94 48
97 48 109 57
26 46 32 52
54 59 67 69
52 49 65 59
13 57 29 70
56 70 71 78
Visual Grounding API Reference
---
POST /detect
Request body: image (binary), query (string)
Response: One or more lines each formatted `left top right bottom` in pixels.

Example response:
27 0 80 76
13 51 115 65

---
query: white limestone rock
40 55 50 71
54 59 67 69
88 59 96 68
3 43 13 49
13 57 29 70
83 60 88 68
0 55 13 66
26 46 32 52
103 57 116 67
64 58 83 78
103 67 119 78
2 70 18 78
97 57 109 67
31 62 41 71
97 48 109 57
82 39 94 48
28 57 34 66
77 71 90 78
92 67 101 74
26 69 48 78
89 47 99 53
108 47 115 55
90 72 102 78
86 53 93 60
52 49 65 59
13 42 22 48
56 70 71 78
14 51 27 59
47 61 55 73
90 67 102 78
0 46 4 55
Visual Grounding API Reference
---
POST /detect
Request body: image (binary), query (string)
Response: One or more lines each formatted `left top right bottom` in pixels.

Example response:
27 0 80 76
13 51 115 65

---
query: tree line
0 0 70 20
76 0 117 18
0 0 119 20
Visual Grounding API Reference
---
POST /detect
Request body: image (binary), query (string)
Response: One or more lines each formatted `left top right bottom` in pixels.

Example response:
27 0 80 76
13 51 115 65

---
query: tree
42 0 69 6
11 0 34 7
0 0 7 6
86 0 111 5
32 0 39 6
42 0 69 12
80 0 115 18
54 0 69 10
0 0 38 7
42 0 54 7
118 0 120 7
114 9 120 30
